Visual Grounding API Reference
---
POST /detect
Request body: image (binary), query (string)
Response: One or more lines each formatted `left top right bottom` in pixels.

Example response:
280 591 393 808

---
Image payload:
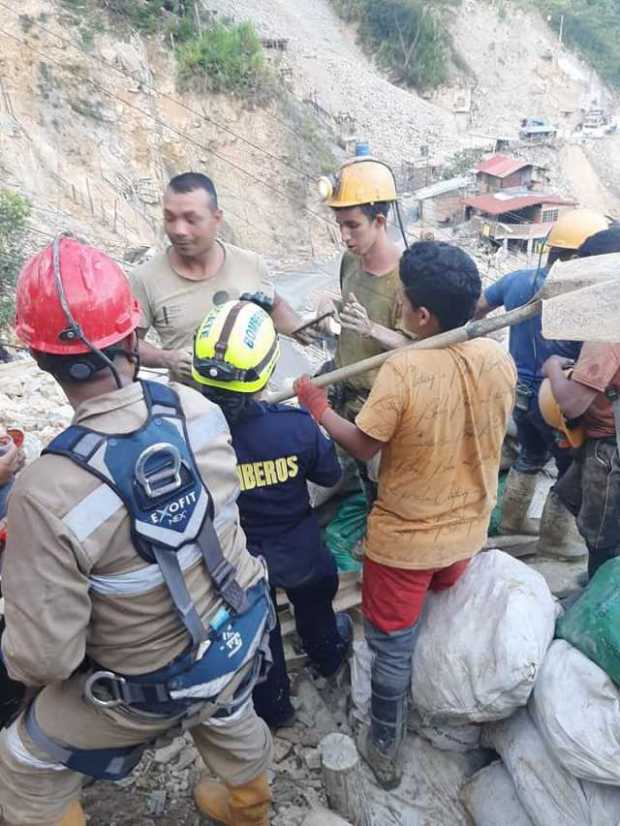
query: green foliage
176 20 274 101
330 0 459 89
440 147 485 179
536 0 620 88
0 191 31 330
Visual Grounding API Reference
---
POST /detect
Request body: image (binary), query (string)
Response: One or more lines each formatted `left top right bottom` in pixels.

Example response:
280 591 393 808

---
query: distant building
475 154 541 193
412 175 473 225
464 189 577 255
519 118 557 142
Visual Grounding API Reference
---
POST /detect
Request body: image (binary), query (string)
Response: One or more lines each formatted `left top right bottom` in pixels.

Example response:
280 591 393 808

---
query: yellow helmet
319 158 397 208
538 376 585 448
192 301 279 394
547 208 609 251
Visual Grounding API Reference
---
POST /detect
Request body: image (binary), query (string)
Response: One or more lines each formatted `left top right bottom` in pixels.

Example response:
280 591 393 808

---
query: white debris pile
348 550 620 825
0 358 72 450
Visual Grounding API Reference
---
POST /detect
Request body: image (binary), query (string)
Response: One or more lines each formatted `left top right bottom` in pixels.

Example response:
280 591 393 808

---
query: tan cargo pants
0 672 272 826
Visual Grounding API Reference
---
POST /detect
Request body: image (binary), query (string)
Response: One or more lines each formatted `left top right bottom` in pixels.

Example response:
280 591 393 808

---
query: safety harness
24 380 272 779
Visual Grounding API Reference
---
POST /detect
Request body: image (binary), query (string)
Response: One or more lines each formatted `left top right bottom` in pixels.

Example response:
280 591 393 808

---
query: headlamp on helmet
192 301 279 394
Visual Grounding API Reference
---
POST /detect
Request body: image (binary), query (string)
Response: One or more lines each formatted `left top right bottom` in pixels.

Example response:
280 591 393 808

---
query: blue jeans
0 480 13 521
555 439 620 579
513 391 572 477
253 574 347 727
364 618 420 757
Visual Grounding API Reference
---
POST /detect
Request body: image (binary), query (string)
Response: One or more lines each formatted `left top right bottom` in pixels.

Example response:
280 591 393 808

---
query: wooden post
320 733 371 826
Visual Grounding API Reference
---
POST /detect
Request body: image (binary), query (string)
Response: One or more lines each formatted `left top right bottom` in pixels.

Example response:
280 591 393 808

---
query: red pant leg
430 558 470 592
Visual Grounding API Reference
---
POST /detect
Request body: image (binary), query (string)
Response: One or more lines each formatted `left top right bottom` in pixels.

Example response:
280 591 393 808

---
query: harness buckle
84 671 128 708
135 442 183 498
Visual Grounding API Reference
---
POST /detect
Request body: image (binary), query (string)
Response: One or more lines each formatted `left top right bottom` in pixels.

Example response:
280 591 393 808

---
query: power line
0 10 413 246
0 3 317 184
0 26 337 236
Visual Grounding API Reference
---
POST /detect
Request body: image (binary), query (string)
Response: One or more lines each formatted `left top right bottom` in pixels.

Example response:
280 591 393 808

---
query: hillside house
464 190 577 255
413 175 472 225
475 155 542 193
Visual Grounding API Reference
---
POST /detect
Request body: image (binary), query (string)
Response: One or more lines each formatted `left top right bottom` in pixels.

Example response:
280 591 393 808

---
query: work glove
293 375 330 422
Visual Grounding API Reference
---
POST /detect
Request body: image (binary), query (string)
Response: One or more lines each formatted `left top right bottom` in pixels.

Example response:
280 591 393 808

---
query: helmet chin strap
52 235 123 389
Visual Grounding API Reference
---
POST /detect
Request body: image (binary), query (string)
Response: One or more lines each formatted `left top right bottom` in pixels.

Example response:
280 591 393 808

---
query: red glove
294 376 330 422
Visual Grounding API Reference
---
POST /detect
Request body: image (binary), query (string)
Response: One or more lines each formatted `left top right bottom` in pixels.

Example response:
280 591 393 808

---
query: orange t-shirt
355 339 516 570
571 343 620 438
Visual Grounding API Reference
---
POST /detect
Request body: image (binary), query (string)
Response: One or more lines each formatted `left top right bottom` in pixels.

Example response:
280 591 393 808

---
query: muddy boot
536 489 588 560
355 725 403 790
58 801 86 826
194 772 271 825
499 468 540 535
356 679 406 790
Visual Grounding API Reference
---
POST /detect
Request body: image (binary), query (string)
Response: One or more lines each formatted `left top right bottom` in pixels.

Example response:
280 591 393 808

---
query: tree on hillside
0 190 31 329
331 0 459 90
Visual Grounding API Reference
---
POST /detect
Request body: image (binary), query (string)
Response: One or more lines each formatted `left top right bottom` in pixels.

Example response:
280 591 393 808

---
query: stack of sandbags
466 562 620 826
350 550 557 752
479 708 620 826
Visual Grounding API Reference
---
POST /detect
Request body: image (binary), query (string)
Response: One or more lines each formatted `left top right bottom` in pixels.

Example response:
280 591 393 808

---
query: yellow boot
194 772 271 825
57 801 86 826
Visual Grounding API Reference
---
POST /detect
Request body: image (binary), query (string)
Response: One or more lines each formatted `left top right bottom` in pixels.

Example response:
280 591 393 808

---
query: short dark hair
578 227 620 258
399 241 481 331
168 172 218 209
332 202 390 222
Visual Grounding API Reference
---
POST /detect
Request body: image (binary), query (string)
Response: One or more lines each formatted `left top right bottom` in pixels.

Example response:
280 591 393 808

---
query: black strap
197 517 248 614
214 302 245 361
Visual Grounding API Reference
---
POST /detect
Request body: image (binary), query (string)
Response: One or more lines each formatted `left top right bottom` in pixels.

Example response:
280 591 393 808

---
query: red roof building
465 190 577 253
475 154 532 178
475 154 541 193
464 192 575 217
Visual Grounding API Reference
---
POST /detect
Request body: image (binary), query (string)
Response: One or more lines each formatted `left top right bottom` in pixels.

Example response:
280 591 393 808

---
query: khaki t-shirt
356 339 516 570
129 241 275 352
335 252 406 415
571 342 620 438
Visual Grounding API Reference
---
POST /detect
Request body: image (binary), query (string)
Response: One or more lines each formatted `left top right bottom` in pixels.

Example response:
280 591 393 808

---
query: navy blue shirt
484 267 581 386
228 401 342 589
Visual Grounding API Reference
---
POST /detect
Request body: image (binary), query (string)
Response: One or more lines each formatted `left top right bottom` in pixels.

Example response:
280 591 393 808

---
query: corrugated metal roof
414 175 472 200
475 154 532 178
464 192 576 216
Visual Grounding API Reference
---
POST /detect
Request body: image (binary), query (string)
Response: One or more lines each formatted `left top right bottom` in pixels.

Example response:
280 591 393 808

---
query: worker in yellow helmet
192 299 352 746
316 152 413 506
541 227 620 583
475 207 608 558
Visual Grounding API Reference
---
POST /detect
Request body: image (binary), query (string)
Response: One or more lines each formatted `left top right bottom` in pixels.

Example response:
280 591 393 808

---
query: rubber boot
194 772 271 825
499 468 540 535
58 801 86 826
536 489 588 560
356 679 406 790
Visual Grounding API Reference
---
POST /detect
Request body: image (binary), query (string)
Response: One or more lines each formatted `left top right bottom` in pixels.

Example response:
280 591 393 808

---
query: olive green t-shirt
335 252 405 415
129 241 275 352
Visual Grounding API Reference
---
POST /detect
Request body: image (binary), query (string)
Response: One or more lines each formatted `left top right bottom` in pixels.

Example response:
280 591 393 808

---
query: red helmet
15 236 141 355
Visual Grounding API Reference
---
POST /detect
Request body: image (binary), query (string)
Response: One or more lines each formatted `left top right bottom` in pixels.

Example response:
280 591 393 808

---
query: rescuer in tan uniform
0 238 273 826
130 171 310 384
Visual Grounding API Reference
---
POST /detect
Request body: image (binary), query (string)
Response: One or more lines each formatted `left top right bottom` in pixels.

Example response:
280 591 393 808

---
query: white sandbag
483 708 590 826
408 708 481 752
584 782 620 826
530 639 620 785
461 761 534 826
411 550 556 723
349 639 372 724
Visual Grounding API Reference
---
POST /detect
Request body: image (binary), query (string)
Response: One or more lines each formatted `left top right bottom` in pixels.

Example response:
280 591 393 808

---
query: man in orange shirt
295 241 516 788
542 229 620 581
